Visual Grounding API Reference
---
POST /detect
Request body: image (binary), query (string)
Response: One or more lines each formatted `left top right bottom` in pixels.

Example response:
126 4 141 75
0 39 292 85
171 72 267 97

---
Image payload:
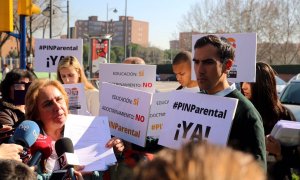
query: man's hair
172 51 192 65
194 35 235 63
0 159 37 180
134 142 265 180
123 57 145 64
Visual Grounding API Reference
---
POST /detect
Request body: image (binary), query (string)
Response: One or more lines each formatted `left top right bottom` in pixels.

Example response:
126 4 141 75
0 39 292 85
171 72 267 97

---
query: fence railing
0 57 35 71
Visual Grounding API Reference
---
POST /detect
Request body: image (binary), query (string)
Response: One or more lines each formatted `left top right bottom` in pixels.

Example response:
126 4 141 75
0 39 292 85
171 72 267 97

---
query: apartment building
179 31 200 51
169 40 179 50
75 16 149 47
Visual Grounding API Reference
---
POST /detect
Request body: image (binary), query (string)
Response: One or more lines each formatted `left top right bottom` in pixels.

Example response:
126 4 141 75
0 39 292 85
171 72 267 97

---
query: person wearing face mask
0 69 36 127
57 56 100 116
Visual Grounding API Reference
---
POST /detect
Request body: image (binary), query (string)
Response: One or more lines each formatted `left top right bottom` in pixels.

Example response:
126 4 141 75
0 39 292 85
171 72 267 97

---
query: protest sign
192 33 257 82
90 38 109 74
62 83 89 115
64 114 116 171
99 82 152 147
99 63 156 93
147 92 171 137
35 39 83 72
158 91 238 149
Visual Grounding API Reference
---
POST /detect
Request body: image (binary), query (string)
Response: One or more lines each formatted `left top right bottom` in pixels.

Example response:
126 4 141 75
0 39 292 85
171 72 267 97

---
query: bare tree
0 0 66 58
179 0 300 64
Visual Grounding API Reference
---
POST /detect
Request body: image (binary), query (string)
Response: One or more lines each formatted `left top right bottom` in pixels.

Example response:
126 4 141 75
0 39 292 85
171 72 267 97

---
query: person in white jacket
57 56 100 116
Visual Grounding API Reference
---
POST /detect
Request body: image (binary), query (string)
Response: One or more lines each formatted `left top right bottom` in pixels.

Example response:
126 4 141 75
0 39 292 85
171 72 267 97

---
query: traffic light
18 0 41 16
0 0 13 32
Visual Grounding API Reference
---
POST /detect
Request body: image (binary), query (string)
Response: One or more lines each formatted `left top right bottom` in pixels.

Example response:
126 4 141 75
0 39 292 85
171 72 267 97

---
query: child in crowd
172 51 199 92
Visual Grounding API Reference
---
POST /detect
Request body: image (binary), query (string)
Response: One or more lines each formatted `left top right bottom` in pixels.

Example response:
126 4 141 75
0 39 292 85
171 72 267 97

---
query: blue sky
69 0 199 49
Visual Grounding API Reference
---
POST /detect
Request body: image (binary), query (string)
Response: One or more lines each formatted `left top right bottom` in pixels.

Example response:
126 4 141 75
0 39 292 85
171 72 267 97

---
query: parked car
280 80 300 121
156 74 161 81
287 73 300 84
166 74 177 81
275 75 287 96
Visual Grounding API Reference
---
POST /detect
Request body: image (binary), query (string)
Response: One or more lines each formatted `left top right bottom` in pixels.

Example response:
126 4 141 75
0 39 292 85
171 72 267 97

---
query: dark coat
0 100 25 127
225 89 267 170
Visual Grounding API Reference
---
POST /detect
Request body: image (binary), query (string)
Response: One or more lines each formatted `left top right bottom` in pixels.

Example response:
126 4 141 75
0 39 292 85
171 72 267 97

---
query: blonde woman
57 56 99 116
134 142 266 180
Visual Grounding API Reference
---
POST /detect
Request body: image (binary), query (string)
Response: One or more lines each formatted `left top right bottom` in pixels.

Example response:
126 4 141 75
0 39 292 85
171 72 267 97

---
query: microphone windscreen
55 137 74 157
13 120 40 148
30 134 53 159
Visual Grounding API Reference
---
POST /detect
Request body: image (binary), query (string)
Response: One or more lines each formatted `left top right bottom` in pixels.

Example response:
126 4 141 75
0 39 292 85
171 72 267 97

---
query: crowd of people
0 34 299 180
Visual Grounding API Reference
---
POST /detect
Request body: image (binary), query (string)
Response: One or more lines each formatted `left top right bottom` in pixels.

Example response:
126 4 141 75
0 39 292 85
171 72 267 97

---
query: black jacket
0 100 25 127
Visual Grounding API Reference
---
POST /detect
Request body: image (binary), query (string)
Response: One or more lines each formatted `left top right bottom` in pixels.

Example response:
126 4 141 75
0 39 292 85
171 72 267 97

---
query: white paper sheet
64 114 117 171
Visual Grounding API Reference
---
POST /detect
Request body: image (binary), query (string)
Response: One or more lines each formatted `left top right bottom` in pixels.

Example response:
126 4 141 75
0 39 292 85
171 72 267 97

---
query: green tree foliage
109 50 117 63
111 46 124 63
110 44 167 64
164 49 180 63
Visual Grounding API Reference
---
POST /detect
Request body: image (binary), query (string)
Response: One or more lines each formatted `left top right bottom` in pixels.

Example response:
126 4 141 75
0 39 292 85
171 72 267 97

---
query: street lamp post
50 0 53 39
106 4 117 34
124 0 127 60
43 0 53 78
42 0 70 39
67 0 70 38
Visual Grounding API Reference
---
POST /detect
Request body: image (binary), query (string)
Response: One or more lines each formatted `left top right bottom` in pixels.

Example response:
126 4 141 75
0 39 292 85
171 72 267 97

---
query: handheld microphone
28 134 52 167
55 137 80 180
8 120 40 163
10 120 40 148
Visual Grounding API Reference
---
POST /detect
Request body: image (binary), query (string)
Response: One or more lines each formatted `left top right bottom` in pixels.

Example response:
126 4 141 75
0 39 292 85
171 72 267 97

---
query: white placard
64 114 116 171
62 83 89 116
99 63 156 93
192 33 257 82
34 39 83 72
158 91 238 149
271 120 300 146
99 82 152 147
147 92 171 137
